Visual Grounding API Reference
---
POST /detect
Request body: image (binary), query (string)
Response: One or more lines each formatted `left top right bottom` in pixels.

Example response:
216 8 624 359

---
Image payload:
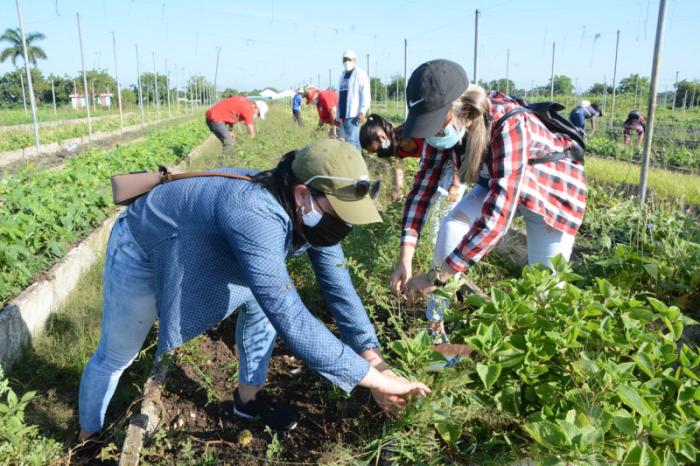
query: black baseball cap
403 59 469 138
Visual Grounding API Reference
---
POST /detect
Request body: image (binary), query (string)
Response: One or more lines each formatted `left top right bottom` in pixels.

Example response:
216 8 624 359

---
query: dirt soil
142 317 385 465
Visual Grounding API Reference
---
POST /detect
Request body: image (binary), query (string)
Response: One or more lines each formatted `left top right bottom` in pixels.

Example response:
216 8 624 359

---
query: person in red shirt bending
306 87 340 138
205 96 268 157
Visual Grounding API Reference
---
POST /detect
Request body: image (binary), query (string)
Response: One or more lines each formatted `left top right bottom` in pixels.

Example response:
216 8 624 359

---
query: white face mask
380 138 391 149
301 197 323 227
344 61 355 72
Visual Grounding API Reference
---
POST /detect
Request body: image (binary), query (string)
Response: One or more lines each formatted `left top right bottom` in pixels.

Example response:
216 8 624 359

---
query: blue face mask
426 123 466 149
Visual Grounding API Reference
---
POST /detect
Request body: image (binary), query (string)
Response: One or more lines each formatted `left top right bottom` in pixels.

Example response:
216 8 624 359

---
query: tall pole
152 52 160 118
213 46 221 102
549 42 555 100
16 0 39 150
19 73 28 114
366 53 370 78
403 38 408 118
610 30 620 129
473 9 480 83
135 44 145 127
638 0 667 205
91 80 96 113
51 78 57 114
601 74 607 116
317 73 320 89
76 13 93 140
682 90 688 112
505 49 510 95
165 59 172 117
112 32 124 132
174 64 179 113
671 70 678 113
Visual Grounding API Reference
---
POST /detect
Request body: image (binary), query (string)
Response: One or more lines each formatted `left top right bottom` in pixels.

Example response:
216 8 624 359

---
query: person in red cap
393 59 587 343
307 87 340 138
205 96 267 157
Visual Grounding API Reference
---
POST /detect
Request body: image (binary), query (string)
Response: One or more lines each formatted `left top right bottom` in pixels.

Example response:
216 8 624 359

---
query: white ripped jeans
427 161 466 245
426 183 576 321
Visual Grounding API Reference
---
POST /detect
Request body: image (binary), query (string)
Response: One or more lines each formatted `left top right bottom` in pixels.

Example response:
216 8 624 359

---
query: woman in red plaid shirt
393 60 587 340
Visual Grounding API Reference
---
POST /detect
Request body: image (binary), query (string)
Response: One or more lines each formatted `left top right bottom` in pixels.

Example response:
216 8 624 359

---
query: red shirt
206 97 255 125
401 92 587 273
316 90 338 124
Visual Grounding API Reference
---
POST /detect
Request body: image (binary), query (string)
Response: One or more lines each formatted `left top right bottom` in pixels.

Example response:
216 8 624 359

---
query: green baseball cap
291 139 383 225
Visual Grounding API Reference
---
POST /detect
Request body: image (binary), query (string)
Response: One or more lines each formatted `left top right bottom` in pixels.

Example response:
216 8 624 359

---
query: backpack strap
493 107 532 131
492 107 566 165
161 171 253 183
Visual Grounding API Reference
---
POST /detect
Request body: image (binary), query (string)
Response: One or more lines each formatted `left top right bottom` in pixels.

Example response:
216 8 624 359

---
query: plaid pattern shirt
400 92 587 272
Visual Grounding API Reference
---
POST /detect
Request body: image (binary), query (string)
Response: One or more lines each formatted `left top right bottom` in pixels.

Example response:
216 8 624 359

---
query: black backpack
493 98 585 164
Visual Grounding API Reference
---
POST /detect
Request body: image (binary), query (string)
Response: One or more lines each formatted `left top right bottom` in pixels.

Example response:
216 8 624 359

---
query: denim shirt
292 93 303 111
125 168 378 392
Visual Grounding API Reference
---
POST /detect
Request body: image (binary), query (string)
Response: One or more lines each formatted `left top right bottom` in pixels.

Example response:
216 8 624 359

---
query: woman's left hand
446 184 461 203
403 273 438 304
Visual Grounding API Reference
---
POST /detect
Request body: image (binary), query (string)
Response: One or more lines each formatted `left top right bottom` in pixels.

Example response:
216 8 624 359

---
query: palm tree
0 28 47 67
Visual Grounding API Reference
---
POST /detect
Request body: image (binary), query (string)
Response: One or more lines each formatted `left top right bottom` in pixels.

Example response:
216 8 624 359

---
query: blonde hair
451 84 489 183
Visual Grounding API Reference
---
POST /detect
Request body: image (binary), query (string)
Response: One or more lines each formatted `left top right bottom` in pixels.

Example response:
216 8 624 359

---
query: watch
427 267 447 288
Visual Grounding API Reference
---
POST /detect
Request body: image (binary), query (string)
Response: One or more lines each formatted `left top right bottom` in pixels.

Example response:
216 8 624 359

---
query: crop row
0 120 209 305
0 111 185 153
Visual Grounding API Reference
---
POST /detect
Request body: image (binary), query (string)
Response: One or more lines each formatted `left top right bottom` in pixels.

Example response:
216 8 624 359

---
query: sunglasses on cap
303 175 381 200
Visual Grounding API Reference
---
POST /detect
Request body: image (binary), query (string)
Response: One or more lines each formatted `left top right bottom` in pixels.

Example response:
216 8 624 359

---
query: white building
69 92 87 109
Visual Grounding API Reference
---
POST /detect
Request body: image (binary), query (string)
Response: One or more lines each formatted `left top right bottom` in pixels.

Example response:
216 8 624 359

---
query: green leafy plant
447 257 700 465
0 366 62 465
0 119 208 305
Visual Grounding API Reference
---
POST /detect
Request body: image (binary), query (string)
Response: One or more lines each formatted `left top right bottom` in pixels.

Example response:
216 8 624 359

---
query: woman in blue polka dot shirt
78 139 430 438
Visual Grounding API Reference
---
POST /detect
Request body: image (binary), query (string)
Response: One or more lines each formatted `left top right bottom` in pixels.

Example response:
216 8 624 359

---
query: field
1 102 699 465
0 106 198 153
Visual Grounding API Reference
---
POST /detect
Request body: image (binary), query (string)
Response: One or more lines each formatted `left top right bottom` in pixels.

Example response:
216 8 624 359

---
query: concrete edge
0 134 218 371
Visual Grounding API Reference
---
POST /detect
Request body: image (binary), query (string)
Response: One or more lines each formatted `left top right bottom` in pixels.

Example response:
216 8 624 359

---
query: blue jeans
569 109 586 132
341 117 361 151
78 213 277 432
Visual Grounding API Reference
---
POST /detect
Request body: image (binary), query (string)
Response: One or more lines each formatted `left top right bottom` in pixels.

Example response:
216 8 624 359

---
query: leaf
476 362 502 390
643 263 659 281
647 297 680 320
632 352 656 379
623 445 642 466
523 420 567 449
617 385 652 417
434 420 463 448
661 448 680 466
640 443 661 466
613 413 637 436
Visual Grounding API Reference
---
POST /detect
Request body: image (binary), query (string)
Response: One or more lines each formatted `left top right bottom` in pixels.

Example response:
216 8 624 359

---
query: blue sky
1 0 698 93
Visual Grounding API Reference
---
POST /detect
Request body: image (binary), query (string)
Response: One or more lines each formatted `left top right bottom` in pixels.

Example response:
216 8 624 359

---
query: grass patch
586 156 700 205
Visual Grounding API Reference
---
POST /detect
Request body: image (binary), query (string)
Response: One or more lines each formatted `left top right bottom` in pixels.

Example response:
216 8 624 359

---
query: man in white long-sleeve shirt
337 50 370 151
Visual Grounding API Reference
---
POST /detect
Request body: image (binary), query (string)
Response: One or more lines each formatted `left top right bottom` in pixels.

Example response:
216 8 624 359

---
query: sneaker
233 389 298 432
428 320 450 345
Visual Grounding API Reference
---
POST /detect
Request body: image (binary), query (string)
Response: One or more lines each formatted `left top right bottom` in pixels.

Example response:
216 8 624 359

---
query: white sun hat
254 100 269 120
